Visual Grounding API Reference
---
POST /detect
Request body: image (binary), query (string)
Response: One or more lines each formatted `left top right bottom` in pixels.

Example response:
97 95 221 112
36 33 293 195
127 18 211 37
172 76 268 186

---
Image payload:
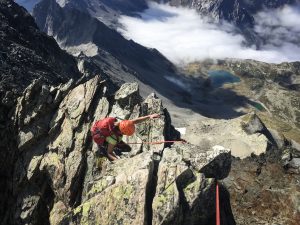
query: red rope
216 182 220 225
126 140 186 145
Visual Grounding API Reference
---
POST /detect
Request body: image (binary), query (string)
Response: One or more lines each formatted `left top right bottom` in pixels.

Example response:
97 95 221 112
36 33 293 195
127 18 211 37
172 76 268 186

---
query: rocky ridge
9 77 234 225
32 0 197 104
0 0 81 102
0 0 82 222
8 74 300 225
1 1 300 224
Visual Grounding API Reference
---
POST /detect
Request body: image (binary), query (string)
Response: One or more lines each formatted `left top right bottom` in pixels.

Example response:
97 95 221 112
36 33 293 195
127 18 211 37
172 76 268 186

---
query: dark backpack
91 117 118 146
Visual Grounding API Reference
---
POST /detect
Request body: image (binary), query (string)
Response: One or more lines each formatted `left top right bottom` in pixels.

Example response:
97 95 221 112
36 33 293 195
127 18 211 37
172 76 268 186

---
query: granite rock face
7 72 299 225
152 145 232 225
8 77 233 225
0 0 81 223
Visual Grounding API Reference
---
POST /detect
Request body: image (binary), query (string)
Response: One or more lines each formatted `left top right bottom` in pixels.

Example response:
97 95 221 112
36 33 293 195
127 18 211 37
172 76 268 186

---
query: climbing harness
216 182 220 225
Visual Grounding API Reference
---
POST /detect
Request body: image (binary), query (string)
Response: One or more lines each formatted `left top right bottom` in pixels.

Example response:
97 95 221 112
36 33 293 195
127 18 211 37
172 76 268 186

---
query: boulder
138 93 166 154
200 145 231 180
59 152 154 225
241 112 284 149
114 82 141 109
153 143 232 225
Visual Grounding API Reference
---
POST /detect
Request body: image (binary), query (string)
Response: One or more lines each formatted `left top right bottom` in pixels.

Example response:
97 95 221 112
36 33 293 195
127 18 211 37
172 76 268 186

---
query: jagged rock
282 147 300 174
11 76 110 224
153 144 231 225
0 0 80 98
114 82 141 109
15 78 75 151
241 113 285 149
50 201 68 225
224 155 300 225
27 155 43 181
59 152 154 225
152 148 189 225
286 158 300 173
138 94 166 154
14 184 49 225
10 77 233 225
50 77 101 154
177 143 231 179
39 152 65 190
200 145 231 179
64 150 84 205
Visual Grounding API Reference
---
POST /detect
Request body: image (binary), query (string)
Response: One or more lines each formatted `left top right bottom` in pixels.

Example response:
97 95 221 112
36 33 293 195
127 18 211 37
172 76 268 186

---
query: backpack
91 117 119 146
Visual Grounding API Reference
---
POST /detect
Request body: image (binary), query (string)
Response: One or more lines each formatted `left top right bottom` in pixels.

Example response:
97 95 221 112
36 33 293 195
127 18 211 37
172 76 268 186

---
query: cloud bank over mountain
118 2 300 64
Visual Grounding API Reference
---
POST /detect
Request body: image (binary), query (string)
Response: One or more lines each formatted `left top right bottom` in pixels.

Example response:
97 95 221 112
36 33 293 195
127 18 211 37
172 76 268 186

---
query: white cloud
118 2 300 64
255 4 300 45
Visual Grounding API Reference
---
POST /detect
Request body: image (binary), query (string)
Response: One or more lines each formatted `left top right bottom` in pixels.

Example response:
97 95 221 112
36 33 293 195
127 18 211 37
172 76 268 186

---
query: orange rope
216 182 220 225
126 140 186 145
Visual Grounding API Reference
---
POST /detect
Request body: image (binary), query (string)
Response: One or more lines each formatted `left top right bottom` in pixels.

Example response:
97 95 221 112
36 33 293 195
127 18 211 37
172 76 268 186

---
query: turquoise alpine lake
250 102 266 111
208 70 241 88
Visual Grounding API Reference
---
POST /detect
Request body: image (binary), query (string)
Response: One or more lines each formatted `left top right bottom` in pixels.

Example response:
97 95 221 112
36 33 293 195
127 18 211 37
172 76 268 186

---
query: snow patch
175 127 186 135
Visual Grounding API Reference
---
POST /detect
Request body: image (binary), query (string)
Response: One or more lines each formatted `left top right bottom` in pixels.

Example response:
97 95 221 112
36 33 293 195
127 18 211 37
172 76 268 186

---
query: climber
91 113 161 161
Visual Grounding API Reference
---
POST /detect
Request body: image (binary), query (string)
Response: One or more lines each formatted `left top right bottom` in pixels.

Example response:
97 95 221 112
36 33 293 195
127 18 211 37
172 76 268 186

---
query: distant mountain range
17 0 298 46
156 0 298 45
0 0 81 102
17 0 148 27
32 0 198 103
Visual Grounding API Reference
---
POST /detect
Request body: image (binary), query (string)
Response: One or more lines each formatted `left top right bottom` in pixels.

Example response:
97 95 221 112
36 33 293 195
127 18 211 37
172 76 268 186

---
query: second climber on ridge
91 113 161 161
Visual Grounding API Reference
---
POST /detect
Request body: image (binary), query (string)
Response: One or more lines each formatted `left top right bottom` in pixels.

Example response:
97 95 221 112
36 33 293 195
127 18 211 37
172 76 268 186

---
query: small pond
250 102 266 111
207 70 241 88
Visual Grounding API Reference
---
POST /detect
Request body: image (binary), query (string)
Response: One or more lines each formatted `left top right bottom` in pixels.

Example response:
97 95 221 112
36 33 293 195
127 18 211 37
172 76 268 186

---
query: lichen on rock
11 77 234 225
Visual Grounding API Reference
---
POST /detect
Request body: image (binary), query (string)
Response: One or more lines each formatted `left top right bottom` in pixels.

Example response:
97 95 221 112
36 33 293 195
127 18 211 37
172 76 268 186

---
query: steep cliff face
2 1 300 225
10 76 300 225
0 0 81 223
17 0 148 27
0 0 80 100
10 77 234 225
32 0 195 103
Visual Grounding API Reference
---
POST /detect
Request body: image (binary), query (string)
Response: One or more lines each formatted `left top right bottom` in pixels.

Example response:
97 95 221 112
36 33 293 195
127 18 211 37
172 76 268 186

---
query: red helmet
119 120 135 136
